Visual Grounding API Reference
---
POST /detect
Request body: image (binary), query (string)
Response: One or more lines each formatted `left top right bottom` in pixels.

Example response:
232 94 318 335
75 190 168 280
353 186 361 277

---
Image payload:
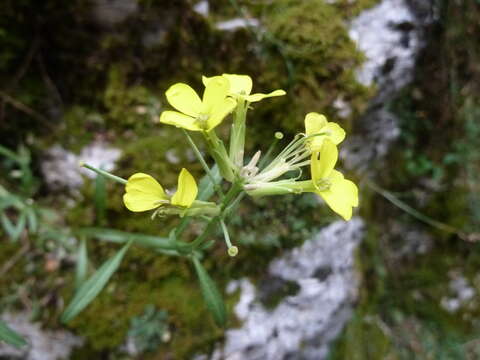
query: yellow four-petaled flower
203 74 285 102
305 112 346 152
160 76 237 132
310 139 358 220
123 168 198 212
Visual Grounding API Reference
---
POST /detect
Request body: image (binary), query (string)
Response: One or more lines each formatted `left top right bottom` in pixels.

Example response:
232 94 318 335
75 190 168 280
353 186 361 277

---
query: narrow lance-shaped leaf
77 228 173 249
0 319 27 348
26 207 38 234
75 237 88 290
61 241 132 323
192 257 227 327
1 212 26 242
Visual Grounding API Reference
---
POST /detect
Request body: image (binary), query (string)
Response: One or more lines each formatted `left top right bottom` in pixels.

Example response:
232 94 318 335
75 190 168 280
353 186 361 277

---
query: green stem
230 98 247 167
258 132 283 170
366 180 463 236
179 218 219 253
220 219 232 248
220 180 244 212
224 192 246 217
182 129 225 199
80 162 127 185
180 180 244 253
204 130 235 182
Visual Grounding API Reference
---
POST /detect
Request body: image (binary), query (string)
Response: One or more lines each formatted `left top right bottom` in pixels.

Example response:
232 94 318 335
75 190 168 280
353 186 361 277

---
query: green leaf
192 257 227 327
197 165 221 201
1 212 26 241
75 238 88 290
61 241 132 323
0 319 27 348
0 144 20 162
26 207 38 234
76 228 175 250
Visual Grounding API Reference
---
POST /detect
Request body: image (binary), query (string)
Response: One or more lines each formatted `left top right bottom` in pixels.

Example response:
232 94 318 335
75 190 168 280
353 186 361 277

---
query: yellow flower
310 139 358 220
160 76 237 132
123 168 198 212
203 74 286 102
304 112 346 152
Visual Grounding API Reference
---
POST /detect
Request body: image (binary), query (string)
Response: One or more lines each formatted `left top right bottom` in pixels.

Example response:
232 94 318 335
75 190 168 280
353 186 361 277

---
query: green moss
66 245 226 358
256 0 373 132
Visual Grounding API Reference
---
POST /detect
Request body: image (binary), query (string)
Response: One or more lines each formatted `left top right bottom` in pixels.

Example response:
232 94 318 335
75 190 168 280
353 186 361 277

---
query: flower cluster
124 74 358 228
70 73 360 330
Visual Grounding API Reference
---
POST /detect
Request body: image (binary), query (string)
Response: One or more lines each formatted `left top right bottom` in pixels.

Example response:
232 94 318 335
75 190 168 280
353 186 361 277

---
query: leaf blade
192 257 227 327
75 237 88 290
61 241 132 323
0 319 27 348
76 228 173 250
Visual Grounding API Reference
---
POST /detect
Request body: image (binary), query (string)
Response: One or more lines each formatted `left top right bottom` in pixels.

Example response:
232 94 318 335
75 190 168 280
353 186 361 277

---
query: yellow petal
245 89 286 102
207 97 237 131
305 113 346 151
310 139 338 183
222 74 253 96
160 111 202 131
171 168 198 207
165 83 202 117
202 75 211 87
123 173 166 212
202 76 229 113
305 112 327 137
323 122 346 145
318 176 358 220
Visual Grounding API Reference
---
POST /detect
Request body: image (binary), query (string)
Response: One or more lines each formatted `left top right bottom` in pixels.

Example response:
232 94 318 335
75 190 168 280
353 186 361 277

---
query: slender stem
221 180 243 212
366 180 461 235
204 130 235 182
230 98 247 167
260 134 305 173
182 129 225 199
179 218 219 252
80 162 127 185
224 192 245 217
181 179 244 252
220 219 232 248
258 132 283 170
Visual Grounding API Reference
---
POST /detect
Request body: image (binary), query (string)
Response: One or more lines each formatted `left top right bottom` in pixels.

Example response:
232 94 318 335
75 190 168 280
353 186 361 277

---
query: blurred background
0 0 479 359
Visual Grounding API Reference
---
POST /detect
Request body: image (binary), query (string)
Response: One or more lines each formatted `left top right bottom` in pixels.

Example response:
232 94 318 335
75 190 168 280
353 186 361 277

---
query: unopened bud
228 246 238 257
275 132 284 139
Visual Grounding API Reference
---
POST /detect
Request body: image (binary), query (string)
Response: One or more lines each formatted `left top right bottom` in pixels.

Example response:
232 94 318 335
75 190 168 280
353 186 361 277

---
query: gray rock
215 18 260 31
41 142 121 191
344 0 434 172
211 219 364 360
0 312 83 360
349 0 426 96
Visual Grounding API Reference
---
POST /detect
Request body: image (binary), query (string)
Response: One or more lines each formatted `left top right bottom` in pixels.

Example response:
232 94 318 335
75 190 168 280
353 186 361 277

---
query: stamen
195 113 210 129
